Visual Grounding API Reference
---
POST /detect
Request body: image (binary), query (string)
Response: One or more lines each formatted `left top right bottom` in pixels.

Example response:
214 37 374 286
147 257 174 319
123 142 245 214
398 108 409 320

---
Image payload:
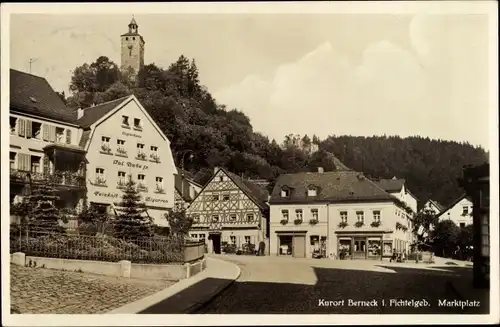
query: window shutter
17 154 24 171
43 156 50 175
25 155 31 172
66 129 72 144
42 125 49 141
49 126 56 142
18 119 25 137
26 120 33 139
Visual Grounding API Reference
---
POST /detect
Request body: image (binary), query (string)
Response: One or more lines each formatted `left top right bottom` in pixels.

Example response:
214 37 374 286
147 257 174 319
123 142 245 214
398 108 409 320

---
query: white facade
422 200 443 215
270 203 328 258
83 96 177 226
269 200 414 259
438 196 473 227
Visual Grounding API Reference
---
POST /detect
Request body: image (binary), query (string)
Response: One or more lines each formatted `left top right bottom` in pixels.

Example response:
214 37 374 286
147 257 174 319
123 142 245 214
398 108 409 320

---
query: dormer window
307 185 318 197
281 187 291 197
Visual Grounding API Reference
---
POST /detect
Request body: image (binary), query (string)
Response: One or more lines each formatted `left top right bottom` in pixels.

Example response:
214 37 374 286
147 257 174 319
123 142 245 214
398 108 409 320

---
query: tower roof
129 17 137 26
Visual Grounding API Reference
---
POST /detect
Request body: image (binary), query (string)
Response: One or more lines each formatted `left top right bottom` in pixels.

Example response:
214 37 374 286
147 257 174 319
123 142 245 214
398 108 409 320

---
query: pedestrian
390 249 397 262
402 250 406 262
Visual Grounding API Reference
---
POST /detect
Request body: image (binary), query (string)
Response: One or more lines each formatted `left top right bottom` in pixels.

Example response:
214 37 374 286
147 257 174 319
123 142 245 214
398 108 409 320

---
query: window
340 211 348 223
193 215 200 223
281 189 290 197
134 118 142 129
138 174 145 181
311 209 319 220
212 215 219 222
212 194 219 201
31 156 41 173
155 177 163 192
10 117 17 134
55 127 65 143
31 122 42 139
373 210 381 222
102 136 110 144
295 209 303 220
282 210 289 221
137 143 146 159
223 194 230 201
460 223 466 228
150 146 158 152
190 234 197 239
10 152 16 170
199 234 206 243
247 214 255 222
462 206 469 215
244 236 251 244
219 176 224 182
122 115 129 126
229 214 237 222
308 187 317 196
230 236 236 244
117 139 125 146
118 171 126 186
137 143 144 149
95 168 106 185
356 211 364 223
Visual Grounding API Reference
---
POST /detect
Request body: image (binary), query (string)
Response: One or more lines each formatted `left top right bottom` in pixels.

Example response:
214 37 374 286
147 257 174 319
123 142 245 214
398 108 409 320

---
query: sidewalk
108 256 241 314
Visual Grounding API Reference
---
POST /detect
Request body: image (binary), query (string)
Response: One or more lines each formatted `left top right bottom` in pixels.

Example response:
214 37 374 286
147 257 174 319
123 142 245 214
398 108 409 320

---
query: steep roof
224 169 270 211
75 96 130 128
428 199 445 212
10 69 77 124
436 193 470 219
374 178 405 193
269 171 395 204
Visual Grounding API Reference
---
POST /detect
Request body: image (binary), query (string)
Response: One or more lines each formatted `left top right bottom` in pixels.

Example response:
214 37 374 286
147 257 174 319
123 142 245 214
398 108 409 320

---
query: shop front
275 231 308 258
336 230 393 260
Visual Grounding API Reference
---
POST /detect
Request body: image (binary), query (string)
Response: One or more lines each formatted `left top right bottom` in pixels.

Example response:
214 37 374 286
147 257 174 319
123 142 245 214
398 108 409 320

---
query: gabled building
76 94 178 226
9 69 178 229
374 177 418 214
9 69 87 229
186 167 270 254
174 169 203 211
421 199 444 215
269 168 414 259
436 194 473 227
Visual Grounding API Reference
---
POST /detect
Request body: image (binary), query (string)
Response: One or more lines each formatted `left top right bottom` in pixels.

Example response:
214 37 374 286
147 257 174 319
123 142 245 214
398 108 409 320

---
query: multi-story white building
9 69 177 228
436 194 473 227
269 168 415 259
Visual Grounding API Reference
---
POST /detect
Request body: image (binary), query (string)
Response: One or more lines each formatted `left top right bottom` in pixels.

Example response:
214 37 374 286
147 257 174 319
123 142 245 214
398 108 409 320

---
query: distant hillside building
282 134 319 156
120 17 145 83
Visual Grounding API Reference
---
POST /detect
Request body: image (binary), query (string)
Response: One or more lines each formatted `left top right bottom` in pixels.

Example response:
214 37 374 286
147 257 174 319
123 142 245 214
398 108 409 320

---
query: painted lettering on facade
113 159 148 170
94 191 120 198
122 131 142 138
145 196 169 204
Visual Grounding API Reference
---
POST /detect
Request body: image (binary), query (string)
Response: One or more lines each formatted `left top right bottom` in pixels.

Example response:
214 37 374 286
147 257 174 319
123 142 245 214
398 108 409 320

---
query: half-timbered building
186 167 270 254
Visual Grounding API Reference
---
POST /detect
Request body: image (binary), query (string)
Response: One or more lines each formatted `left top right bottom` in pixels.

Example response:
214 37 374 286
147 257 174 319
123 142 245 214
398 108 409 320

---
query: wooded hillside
64 55 488 208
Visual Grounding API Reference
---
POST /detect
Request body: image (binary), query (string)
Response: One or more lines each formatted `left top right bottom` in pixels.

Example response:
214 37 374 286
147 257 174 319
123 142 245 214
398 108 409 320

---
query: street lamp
179 150 195 204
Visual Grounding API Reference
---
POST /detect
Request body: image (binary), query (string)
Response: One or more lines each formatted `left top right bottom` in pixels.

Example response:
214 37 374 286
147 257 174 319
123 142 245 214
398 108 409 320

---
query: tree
27 179 63 232
302 134 311 145
432 220 461 257
10 199 33 227
113 175 152 239
164 208 193 237
77 204 112 235
69 56 120 94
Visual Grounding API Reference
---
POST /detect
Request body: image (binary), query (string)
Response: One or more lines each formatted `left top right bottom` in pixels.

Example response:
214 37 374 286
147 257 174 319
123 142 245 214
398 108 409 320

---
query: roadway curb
186 259 241 313
107 257 240 314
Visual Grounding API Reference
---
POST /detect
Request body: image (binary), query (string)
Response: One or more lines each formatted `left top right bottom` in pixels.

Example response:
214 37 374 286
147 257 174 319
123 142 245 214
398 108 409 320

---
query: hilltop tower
120 17 145 83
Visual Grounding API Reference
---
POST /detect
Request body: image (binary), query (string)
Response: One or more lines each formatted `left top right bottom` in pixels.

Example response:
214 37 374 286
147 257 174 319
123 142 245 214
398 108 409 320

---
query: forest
61 55 489 209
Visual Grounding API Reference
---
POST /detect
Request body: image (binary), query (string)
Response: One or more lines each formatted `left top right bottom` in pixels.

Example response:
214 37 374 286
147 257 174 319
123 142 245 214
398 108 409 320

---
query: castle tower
120 17 145 83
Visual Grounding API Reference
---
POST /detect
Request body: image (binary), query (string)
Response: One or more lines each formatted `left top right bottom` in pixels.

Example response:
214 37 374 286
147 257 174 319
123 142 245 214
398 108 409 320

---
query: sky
9 13 491 149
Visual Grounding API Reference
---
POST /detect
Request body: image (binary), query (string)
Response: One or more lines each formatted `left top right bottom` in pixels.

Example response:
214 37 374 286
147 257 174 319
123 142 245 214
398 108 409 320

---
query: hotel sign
113 159 148 170
122 131 142 138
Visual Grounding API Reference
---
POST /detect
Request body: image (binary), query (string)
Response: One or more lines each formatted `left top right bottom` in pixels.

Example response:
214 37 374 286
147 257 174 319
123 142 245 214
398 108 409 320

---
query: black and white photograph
1 2 498 326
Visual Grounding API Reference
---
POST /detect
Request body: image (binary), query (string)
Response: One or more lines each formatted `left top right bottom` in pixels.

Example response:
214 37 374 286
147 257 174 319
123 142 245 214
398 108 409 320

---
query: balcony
10 169 86 188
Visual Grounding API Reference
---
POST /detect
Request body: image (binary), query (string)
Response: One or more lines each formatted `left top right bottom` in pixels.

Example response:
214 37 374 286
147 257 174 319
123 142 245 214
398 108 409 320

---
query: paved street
197 255 489 314
10 264 176 314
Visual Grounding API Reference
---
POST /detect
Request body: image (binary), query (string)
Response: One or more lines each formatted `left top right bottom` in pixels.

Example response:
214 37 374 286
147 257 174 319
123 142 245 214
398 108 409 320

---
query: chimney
77 108 84 119
213 166 219 174
317 167 324 173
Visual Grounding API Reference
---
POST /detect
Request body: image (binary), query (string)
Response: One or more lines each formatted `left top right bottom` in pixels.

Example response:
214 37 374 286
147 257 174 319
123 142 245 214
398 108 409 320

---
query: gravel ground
197 255 489 314
10 264 177 314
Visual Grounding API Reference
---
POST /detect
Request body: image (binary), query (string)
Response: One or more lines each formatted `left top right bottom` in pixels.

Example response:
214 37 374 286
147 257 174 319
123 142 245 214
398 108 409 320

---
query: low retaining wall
10 252 206 280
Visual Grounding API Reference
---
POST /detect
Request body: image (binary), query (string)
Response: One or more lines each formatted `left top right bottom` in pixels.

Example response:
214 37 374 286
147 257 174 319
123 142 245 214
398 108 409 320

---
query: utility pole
29 58 38 74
